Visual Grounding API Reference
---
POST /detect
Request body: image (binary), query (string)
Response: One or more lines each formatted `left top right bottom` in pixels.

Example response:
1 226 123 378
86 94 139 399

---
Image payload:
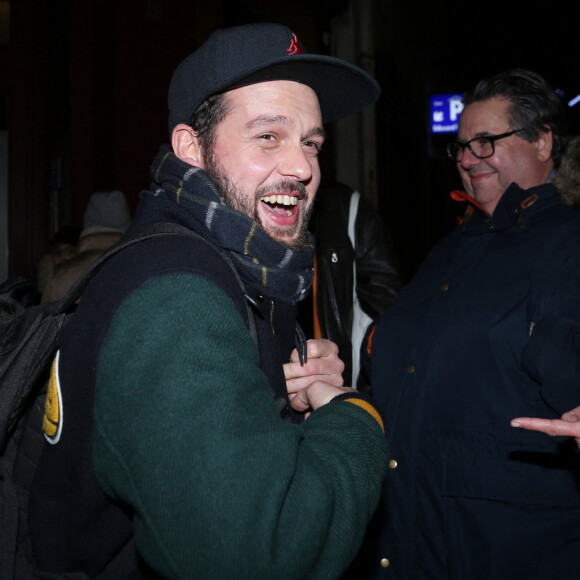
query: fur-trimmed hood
554 136 580 206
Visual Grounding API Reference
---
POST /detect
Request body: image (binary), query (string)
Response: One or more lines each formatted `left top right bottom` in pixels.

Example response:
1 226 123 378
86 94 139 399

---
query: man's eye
259 134 276 141
303 141 322 154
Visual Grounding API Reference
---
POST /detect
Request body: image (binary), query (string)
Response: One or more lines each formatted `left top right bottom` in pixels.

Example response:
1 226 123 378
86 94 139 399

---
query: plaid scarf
133 145 315 305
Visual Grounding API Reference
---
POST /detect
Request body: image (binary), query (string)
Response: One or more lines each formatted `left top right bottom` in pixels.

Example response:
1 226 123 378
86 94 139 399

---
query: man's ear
171 124 205 168
536 128 553 163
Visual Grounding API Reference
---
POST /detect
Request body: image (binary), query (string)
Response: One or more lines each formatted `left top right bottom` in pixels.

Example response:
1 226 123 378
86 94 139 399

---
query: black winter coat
360 182 580 579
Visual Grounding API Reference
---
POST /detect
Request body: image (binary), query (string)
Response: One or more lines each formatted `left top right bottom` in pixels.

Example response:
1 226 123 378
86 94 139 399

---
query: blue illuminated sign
430 93 464 134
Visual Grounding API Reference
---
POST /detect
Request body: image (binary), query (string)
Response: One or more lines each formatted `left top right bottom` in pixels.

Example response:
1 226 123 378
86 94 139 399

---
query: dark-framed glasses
446 129 523 162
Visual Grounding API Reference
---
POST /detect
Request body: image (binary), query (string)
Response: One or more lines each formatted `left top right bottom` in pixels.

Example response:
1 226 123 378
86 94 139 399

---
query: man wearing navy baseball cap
26 22 388 579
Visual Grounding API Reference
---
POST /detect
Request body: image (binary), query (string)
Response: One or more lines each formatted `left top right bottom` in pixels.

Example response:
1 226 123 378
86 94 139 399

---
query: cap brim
209 55 380 124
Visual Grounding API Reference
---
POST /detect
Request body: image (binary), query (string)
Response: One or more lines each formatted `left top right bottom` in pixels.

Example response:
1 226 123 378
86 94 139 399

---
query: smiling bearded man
25 22 390 580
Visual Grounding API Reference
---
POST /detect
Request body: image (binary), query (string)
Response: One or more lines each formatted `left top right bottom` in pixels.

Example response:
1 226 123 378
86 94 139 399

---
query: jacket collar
454 182 559 234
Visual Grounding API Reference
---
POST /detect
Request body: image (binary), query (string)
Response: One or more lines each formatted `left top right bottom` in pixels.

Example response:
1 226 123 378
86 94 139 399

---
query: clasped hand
284 339 355 416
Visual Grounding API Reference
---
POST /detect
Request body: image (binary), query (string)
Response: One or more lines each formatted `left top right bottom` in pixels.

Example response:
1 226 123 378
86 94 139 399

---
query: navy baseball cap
168 22 380 131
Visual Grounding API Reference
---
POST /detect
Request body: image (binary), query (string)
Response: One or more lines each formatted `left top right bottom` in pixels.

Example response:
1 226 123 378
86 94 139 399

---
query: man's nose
459 146 481 169
278 144 313 182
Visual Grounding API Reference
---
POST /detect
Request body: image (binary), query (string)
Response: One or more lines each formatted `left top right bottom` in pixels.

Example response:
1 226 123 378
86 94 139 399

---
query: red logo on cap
287 33 302 55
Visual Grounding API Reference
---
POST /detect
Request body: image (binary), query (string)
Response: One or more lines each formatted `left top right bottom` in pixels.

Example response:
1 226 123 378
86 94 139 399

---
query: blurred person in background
41 190 131 302
299 180 401 390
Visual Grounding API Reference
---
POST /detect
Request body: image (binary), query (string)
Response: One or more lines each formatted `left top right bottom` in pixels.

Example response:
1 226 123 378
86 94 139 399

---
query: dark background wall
1 0 578 284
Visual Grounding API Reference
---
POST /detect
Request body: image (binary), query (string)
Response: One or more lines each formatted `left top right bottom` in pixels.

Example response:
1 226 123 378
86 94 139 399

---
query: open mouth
261 194 299 217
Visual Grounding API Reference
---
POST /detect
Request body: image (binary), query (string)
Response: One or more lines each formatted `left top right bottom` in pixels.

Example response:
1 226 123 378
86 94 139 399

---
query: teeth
262 195 298 206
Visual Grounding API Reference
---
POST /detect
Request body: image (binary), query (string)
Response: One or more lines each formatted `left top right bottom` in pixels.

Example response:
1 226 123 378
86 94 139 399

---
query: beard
203 149 314 251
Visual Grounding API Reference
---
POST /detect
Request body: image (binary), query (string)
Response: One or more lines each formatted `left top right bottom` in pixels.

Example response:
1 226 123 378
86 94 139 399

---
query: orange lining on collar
450 190 488 214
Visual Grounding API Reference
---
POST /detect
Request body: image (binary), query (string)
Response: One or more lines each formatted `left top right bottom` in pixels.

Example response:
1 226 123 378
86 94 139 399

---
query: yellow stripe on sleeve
342 397 384 433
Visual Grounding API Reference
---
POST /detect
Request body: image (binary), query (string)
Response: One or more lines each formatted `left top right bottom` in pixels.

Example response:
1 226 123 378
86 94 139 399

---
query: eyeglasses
446 129 523 162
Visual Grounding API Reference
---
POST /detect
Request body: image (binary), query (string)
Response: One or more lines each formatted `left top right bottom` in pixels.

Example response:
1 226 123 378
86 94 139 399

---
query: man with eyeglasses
352 69 580 579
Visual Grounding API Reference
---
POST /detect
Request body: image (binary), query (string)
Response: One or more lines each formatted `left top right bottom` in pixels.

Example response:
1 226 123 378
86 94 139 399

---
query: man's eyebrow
457 131 493 143
307 127 327 140
245 115 292 131
245 115 326 139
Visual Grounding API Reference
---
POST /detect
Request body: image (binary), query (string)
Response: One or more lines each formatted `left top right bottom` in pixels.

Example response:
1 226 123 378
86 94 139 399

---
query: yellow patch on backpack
43 350 63 444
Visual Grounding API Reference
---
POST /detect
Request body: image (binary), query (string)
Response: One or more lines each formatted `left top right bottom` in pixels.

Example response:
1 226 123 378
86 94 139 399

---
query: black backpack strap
56 223 205 311
58 222 259 348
